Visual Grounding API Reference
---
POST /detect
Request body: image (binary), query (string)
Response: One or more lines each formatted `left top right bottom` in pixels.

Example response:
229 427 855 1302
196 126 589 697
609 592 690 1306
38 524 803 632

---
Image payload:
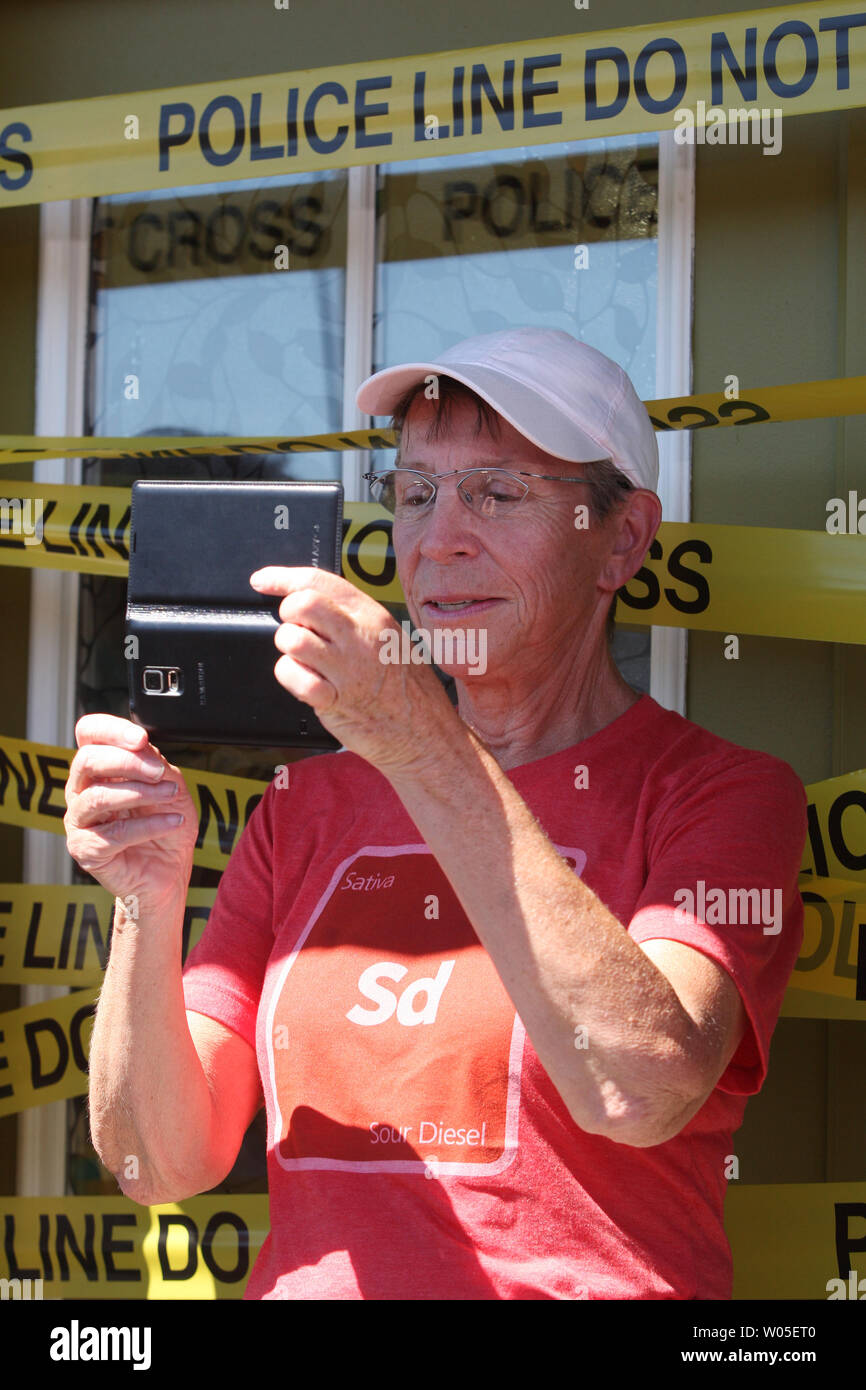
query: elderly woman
65 327 805 1300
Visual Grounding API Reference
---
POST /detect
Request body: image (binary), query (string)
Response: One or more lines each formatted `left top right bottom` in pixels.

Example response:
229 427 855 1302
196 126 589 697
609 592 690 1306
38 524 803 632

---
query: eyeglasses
363 466 591 519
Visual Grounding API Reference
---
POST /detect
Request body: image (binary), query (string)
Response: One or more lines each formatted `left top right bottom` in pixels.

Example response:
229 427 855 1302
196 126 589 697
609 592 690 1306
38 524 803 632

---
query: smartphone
126 479 344 747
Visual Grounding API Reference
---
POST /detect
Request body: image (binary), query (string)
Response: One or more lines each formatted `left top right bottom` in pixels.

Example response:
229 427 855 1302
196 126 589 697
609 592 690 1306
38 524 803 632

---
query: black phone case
126 479 344 747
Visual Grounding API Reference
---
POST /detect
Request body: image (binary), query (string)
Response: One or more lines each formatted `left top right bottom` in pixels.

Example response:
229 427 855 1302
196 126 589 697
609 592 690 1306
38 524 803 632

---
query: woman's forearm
387 720 709 1145
89 892 233 1202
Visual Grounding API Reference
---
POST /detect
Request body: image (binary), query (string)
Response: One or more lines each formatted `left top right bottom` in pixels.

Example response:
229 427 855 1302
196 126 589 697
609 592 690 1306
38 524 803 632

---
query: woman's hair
388 375 634 641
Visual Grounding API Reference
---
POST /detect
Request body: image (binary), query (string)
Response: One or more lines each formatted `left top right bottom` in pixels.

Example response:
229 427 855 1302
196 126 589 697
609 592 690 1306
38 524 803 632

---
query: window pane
89 172 348 468
374 137 657 391
71 172 350 1199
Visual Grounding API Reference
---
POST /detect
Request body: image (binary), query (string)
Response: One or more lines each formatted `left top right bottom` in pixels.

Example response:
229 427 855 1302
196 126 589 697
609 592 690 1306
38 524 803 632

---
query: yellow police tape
0 911 858 1117
0 3 864 209
0 864 857 1127
0 735 863 882
0 1196 270 1299
0 1186 863 1299
0 755 862 1116
801 768 866 884
0 885 215 987
0 428 398 466
726 1182 866 1300
784 876 866 1020
1 750 865 884
1 374 865 464
0 886 216 1119
0 487 403 598
0 732 264 873
0 877 862 1009
1 483 865 645
0 987 99 1119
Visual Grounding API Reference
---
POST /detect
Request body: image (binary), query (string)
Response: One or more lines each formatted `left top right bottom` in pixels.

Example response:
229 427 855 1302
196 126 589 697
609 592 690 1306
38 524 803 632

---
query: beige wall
690 107 866 1181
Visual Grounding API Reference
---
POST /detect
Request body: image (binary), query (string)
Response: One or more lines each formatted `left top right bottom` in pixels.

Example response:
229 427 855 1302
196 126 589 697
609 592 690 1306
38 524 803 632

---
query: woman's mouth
422 598 502 618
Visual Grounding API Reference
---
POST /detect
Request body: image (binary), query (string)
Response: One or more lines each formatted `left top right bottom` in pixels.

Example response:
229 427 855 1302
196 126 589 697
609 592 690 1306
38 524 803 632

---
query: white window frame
20 198 90 1197
20 134 693 1196
651 131 694 713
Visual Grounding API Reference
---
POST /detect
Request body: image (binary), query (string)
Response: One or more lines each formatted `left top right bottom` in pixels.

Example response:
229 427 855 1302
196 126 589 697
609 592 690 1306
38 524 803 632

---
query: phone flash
142 667 183 696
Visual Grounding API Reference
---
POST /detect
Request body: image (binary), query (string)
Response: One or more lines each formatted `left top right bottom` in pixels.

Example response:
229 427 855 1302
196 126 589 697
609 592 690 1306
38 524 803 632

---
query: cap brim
355 361 611 466
356 362 450 416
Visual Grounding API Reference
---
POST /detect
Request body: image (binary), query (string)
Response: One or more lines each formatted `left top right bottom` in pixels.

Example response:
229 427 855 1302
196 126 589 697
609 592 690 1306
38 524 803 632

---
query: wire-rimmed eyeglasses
363 466 592 520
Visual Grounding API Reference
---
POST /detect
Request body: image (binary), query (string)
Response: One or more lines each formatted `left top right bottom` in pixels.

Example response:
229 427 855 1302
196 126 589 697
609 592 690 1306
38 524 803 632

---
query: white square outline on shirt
262 842 587 1177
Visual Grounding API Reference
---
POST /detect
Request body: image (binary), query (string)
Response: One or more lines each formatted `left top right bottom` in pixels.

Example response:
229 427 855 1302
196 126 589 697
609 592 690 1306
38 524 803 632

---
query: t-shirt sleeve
627 751 807 1096
182 779 276 1053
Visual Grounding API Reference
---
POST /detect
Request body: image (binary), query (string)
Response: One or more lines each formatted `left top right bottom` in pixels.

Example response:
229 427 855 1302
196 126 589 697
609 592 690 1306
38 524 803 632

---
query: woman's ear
598 491 662 594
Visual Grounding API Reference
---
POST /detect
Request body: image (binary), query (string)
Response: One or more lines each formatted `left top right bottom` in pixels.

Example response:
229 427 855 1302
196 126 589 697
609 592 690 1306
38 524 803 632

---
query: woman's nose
414 478 480 551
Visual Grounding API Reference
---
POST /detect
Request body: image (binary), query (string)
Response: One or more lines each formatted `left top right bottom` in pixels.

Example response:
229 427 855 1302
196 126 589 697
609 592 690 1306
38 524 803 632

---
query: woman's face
393 394 638 684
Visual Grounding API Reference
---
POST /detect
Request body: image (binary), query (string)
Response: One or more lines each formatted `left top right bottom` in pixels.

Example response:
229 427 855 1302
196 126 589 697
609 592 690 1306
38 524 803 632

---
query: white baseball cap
355 326 659 493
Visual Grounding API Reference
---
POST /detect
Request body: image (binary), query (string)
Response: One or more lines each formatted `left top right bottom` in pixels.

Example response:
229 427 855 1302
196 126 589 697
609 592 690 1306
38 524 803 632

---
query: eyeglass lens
371 469 527 518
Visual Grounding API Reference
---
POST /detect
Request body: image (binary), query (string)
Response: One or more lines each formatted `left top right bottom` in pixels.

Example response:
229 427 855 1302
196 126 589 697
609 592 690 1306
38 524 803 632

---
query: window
88 171 350 468
27 131 691 1199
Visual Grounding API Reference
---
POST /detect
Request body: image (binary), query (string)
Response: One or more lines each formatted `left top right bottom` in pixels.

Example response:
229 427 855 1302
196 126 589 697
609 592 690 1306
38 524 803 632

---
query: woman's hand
250 567 459 777
64 714 198 911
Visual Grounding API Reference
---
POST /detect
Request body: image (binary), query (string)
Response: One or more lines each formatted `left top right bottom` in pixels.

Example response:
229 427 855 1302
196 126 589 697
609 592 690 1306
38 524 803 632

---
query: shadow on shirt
274 1107 503 1299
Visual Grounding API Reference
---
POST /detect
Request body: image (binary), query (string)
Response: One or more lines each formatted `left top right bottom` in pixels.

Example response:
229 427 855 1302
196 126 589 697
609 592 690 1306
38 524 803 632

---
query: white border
650 131 695 715
264 841 587 1177
341 164 377 501
18 199 91 1197
265 844 523 1178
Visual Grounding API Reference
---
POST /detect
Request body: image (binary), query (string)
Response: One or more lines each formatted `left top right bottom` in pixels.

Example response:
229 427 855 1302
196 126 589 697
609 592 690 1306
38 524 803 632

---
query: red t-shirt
182 694 806 1300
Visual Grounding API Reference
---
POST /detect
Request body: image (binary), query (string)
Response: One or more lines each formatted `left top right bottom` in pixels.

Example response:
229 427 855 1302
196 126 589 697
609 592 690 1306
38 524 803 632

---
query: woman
65 327 806 1299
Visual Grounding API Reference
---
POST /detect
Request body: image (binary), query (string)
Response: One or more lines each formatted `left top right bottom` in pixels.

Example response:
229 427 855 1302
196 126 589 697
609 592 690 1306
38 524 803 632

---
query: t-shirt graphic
265 843 586 1177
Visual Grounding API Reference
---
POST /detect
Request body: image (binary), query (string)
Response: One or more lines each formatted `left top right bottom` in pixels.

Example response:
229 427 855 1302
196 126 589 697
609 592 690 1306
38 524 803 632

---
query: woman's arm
385 713 746 1148
249 567 750 1149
